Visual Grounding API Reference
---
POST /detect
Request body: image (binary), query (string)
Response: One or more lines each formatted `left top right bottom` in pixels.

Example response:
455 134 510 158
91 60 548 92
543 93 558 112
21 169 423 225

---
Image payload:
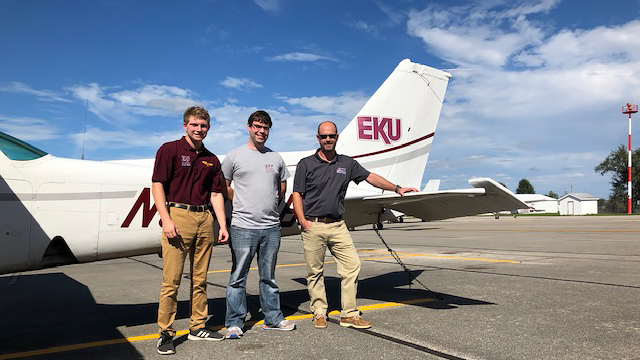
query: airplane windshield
0 132 48 160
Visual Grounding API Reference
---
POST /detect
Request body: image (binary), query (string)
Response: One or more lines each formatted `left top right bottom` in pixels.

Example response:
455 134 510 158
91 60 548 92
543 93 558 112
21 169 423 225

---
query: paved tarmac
1 216 639 360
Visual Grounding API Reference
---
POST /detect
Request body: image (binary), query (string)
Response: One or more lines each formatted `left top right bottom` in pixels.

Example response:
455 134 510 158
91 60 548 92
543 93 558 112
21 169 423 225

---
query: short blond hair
183 106 210 124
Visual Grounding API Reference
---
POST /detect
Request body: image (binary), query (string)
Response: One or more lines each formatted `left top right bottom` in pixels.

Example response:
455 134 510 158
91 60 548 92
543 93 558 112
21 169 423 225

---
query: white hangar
558 193 599 215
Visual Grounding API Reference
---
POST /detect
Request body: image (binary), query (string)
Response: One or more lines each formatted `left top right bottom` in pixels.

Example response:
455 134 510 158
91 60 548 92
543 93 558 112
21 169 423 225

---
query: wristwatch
394 184 400 193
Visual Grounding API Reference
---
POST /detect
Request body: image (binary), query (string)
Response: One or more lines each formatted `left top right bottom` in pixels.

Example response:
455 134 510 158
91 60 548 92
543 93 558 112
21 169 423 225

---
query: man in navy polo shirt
152 106 229 355
292 121 417 330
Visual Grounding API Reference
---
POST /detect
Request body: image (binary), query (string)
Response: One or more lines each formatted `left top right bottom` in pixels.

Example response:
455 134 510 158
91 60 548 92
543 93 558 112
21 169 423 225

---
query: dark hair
183 106 210 124
248 110 272 127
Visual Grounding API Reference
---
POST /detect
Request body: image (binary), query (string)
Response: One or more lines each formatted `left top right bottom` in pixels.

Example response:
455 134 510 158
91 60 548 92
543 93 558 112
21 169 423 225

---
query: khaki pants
301 220 361 317
158 207 215 335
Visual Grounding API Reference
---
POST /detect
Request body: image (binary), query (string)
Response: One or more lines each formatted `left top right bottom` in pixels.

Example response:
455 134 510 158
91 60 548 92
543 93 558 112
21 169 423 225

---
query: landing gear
373 222 384 230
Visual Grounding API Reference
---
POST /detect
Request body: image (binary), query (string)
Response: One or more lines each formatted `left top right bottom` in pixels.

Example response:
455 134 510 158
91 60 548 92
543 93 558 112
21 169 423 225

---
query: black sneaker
157 331 175 355
188 327 225 341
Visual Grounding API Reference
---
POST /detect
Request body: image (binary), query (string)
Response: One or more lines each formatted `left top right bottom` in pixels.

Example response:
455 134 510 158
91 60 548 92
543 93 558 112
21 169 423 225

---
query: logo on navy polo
181 155 191 167
336 167 347 174
357 116 402 145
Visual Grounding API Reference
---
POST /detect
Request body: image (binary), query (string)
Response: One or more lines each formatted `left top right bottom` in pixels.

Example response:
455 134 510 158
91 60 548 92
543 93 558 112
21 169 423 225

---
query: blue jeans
225 225 284 328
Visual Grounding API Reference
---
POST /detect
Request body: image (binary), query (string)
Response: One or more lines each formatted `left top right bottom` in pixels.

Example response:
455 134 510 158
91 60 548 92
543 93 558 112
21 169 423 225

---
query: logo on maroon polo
181 155 191 167
357 116 402 145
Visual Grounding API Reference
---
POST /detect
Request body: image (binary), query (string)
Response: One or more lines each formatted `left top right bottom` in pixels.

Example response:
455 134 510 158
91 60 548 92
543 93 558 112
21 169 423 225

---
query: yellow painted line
0 298 436 359
361 249 520 263
0 331 194 360
436 228 640 233
208 260 335 274
209 252 518 274
363 253 520 264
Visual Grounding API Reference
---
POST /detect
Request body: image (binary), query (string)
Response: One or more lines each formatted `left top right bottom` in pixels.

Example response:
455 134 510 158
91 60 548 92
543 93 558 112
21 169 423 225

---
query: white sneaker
262 319 296 331
223 326 244 339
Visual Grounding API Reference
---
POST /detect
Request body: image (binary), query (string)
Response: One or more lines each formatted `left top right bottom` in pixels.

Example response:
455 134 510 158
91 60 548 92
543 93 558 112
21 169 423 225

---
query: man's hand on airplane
397 187 419 196
365 173 419 196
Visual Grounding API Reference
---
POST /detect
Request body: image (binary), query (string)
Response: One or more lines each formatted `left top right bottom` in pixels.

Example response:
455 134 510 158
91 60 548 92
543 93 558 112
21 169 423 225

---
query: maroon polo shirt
152 137 223 205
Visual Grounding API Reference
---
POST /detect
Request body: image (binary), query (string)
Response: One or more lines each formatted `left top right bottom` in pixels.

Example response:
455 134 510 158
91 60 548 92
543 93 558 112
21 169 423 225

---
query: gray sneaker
188 327 225 341
222 326 244 339
262 319 296 331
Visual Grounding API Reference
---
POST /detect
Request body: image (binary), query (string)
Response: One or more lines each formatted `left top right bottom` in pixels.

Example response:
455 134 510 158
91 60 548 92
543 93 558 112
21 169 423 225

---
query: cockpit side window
0 132 48 160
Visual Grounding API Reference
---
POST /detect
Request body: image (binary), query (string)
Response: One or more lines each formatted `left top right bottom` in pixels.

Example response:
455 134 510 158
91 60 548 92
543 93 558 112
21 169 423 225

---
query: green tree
594 144 640 213
516 179 535 194
546 191 558 199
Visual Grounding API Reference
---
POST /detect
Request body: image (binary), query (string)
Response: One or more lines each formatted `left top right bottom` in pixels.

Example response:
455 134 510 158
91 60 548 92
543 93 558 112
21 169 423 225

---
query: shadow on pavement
0 273 143 358
287 269 494 313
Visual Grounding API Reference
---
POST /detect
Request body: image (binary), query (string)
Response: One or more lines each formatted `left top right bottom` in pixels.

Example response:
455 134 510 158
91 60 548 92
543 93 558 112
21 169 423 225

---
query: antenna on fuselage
81 99 88 160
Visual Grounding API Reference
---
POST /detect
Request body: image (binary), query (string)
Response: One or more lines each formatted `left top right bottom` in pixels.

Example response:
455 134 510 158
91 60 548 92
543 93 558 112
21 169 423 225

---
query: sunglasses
318 134 337 139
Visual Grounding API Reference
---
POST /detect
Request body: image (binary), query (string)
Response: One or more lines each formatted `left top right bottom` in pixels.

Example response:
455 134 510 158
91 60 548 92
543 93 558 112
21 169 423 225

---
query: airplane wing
343 178 527 226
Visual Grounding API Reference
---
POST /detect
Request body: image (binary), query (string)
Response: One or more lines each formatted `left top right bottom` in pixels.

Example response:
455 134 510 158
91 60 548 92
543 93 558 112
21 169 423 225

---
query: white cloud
69 126 181 151
65 83 199 124
407 1 556 68
0 115 60 141
350 21 379 36
64 104 330 156
266 52 337 62
0 82 72 103
254 0 280 12
374 0 403 25
406 0 640 198
1 79 350 158
524 21 640 69
278 92 369 118
220 77 263 91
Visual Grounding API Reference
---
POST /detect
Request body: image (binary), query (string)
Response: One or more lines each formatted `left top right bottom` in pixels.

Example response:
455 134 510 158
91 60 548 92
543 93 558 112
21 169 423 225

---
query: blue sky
2 0 640 199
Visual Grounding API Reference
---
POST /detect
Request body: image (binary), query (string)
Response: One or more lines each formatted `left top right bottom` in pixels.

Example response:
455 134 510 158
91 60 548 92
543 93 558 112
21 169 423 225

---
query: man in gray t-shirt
221 110 295 338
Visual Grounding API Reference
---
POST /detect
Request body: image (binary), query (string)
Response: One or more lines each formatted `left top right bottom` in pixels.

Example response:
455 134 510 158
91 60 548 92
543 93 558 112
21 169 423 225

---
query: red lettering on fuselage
279 194 297 227
122 189 296 229
357 116 401 145
121 187 157 228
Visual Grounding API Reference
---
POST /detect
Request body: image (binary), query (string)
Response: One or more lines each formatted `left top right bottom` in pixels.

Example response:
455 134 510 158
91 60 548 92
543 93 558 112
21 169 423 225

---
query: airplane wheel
398 216 404 223
373 222 384 230
494 213 500 219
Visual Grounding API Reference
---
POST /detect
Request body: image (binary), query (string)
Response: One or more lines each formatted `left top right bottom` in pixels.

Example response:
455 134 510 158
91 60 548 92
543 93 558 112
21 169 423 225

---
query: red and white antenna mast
622 102 638 214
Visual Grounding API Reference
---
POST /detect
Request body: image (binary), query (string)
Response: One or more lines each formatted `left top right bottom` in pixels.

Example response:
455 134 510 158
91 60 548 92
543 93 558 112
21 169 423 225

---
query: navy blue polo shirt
293 150 370 219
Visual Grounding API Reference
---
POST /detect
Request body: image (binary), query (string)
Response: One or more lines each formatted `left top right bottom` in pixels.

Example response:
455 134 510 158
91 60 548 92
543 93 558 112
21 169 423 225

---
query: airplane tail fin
336 59 450 192
423 179 441 192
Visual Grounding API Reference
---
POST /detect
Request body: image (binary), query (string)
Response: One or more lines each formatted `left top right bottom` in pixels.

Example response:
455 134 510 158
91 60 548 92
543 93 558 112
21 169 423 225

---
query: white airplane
0 59 526 275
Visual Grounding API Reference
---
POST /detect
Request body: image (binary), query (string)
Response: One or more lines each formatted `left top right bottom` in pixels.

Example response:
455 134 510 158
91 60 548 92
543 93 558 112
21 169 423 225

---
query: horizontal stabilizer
343 177 527 226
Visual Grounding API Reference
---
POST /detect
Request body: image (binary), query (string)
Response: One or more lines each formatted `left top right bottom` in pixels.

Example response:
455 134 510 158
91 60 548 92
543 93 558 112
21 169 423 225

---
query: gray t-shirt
222 145 290 229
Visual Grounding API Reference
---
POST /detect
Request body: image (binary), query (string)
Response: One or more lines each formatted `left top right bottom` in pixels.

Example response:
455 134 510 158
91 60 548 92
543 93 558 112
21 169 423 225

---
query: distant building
515 194 559 214
558 193 599 215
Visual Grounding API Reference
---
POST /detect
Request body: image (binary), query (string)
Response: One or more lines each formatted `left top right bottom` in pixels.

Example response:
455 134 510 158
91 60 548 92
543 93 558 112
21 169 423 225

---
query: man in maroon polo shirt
152 106 229 355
